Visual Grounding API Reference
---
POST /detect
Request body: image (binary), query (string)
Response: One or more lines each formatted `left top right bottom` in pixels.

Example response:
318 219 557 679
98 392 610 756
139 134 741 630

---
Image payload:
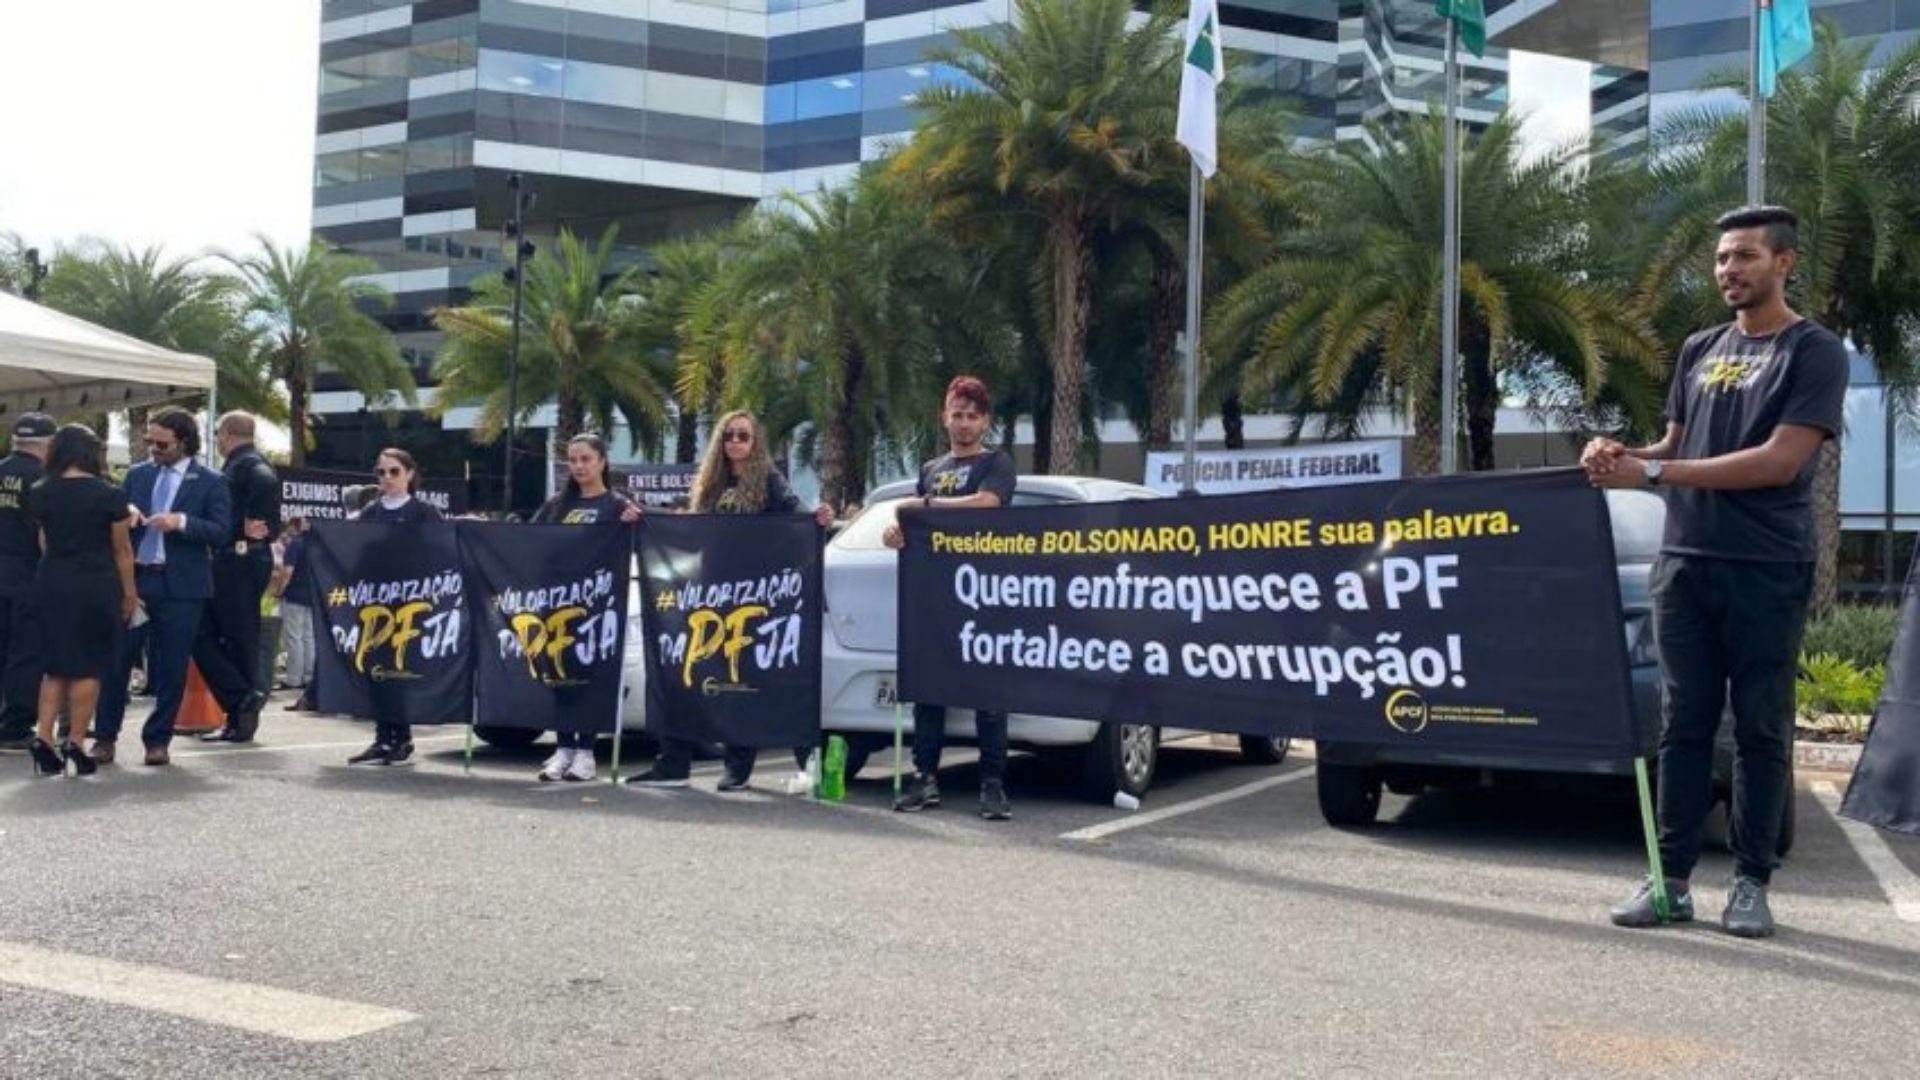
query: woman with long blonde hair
628 409 831 791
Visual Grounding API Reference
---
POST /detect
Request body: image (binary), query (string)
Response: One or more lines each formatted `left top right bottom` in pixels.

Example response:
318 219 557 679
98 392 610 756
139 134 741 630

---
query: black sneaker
347 743 393 766
716 770 751 792
388 742 415 765
625 769 690 789
893 773 940 812
1609 876 1693 928
979 780 1012 821
1722 876 1775 938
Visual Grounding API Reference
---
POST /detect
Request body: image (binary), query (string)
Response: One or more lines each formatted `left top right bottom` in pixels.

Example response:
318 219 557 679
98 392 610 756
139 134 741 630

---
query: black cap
10 413 55 440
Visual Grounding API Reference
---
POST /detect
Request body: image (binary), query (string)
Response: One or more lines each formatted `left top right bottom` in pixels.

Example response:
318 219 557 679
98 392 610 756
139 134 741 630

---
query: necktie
138 468 178 565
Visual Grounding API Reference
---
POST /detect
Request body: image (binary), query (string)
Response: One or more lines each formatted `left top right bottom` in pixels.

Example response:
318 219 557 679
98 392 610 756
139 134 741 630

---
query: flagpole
1748 0 1768 204
1439 18 1461 476
1180 160 1205 496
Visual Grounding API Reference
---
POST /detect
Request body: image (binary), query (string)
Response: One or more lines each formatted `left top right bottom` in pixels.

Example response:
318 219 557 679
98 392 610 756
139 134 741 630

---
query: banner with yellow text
639 514 821 749
309 521 469 723
897 469 1638 761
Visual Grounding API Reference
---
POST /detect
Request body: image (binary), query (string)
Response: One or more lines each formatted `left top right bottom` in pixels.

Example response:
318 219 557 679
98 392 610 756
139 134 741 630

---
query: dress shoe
63 741 98 777
91 739 117 766
30 738 65 777
199 729 240 743
143 746 171 767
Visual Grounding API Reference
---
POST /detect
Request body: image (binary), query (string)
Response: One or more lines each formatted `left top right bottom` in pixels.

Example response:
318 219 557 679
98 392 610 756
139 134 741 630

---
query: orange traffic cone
175 662 224 734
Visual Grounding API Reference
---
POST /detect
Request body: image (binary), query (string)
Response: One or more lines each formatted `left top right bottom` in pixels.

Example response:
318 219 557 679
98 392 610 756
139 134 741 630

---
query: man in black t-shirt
884 375 1019 820
0 413 54 748
1586 206 1848 938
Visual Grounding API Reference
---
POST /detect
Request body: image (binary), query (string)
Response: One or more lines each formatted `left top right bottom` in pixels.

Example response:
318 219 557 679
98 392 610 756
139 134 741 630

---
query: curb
1794 740 1862 772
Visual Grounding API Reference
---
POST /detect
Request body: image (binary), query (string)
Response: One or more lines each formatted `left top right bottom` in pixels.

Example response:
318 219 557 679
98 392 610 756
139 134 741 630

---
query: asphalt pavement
2 701 1918 1078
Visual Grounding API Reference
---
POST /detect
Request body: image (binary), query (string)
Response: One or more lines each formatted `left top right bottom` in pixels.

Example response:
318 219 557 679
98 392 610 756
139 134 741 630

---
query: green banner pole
1633 756 1670 920
463 716 475 777
892 699 904 803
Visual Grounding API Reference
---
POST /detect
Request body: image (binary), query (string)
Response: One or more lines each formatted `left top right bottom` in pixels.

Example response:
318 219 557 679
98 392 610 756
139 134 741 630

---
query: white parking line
1061 767 1316 842
1811 781 1920 923
0 940 416 1042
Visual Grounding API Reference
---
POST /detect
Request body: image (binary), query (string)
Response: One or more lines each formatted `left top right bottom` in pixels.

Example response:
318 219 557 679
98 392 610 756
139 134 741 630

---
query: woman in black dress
26 424 136 777
346 448 443 766
627 409 832 791
531 432 641 783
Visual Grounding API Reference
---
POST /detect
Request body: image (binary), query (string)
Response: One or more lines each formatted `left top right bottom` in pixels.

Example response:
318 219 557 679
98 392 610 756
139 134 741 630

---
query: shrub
1800 604 1901 671
1796 652 1885 722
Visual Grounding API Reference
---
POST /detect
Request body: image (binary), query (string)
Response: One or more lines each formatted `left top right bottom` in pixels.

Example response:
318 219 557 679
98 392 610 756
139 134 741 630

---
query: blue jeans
97 597 205 747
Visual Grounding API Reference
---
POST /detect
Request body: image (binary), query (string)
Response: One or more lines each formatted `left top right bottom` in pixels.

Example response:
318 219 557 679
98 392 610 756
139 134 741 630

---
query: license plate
873 677 899 709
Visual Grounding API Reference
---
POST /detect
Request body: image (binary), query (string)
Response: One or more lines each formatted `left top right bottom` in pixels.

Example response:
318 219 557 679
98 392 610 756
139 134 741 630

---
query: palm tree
223 237 414 467
624 228 739 463
1211 114 1664 475
894 0 1182 474
1642 23 1920 610
433 225 673 456
40 242 280 424
717 172 1009 507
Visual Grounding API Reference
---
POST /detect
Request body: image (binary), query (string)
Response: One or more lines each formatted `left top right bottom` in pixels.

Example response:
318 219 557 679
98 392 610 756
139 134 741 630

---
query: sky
0 1 320 261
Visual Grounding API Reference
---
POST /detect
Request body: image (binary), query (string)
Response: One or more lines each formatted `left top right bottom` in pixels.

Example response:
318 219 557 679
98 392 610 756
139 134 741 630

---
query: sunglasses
144 438 178 449
375 466 405 478
723 430 753 443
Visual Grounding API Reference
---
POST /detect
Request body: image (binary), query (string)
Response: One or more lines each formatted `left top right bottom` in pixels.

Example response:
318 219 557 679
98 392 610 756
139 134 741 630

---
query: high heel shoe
62 741 98 777
30 738 65 777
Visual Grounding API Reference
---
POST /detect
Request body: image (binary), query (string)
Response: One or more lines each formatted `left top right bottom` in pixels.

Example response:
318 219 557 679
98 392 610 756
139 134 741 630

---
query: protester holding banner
629 409 831 791
24 424 136 778
883 376 1018 820
531 433 641 783
345 448 444 765
1587 206 1848 938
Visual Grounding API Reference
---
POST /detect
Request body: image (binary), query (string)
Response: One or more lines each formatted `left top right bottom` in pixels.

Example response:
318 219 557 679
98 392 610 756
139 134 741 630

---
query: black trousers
0 592 38 737
1653 555 1812 885
654 738 810 780
913 703 1008 785
192 552 273 724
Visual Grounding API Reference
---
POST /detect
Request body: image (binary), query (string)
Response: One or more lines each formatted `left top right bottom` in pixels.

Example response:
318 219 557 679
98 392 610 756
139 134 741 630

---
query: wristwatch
1642 459 1664 487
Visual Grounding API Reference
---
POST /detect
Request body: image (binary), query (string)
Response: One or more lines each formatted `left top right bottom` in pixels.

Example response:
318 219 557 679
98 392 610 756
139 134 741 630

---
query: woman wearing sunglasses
345 448 441 766
628 410 831 792
530 432 641 782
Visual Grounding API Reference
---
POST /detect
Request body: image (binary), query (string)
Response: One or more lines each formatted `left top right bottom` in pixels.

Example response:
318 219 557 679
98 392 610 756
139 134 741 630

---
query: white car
817 476 1290 799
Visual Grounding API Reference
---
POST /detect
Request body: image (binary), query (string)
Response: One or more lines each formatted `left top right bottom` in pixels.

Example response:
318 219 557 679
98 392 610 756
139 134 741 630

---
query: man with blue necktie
93 407 232 767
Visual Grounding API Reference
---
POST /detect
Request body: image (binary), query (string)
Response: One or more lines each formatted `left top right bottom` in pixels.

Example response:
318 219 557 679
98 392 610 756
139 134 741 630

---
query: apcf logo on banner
328 572 464 680
496 571 623 687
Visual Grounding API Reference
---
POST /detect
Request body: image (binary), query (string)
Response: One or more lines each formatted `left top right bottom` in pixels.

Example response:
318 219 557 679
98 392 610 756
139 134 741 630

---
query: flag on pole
1434 0 1487 58
1758 0 1814 98
1177 0 1223 178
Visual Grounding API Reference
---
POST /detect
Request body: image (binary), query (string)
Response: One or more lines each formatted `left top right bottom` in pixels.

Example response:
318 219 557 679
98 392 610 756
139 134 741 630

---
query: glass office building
309 0 1651 498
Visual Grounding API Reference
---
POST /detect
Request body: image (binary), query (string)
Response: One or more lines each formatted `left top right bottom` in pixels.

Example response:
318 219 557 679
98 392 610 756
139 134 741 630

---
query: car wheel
1317 763 1382 827
1081 722 1158 801
472 725 542 750
1238 735 1289 765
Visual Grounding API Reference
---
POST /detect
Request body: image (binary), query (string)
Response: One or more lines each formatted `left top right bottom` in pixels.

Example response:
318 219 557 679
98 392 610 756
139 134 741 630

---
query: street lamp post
502 174 536 514
23 247 48 301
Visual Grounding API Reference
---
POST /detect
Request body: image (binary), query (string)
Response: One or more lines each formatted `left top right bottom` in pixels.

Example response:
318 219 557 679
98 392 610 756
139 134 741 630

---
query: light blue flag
1759 0 1815 98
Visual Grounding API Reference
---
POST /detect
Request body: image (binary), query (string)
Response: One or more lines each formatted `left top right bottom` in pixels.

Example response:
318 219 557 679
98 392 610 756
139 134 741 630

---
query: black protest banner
638 514 821 749
1841 546 1920 835
309 521 469 723
458 522 632 735
282 467 469 522
897 468 1638 760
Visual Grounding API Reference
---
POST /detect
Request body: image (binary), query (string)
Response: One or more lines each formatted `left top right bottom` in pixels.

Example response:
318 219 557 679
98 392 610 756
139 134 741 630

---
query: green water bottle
820 735 848 802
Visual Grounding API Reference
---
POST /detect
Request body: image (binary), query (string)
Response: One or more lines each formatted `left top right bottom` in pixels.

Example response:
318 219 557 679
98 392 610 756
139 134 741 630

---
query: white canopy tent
0 289 216 420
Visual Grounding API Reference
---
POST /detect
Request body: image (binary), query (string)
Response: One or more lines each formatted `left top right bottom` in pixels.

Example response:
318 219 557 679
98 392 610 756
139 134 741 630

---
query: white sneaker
563 749 597 783
538 748 573 782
